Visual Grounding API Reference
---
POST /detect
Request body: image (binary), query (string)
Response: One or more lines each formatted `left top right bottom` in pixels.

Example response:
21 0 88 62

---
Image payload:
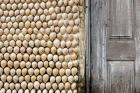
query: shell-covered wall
0 0 84 93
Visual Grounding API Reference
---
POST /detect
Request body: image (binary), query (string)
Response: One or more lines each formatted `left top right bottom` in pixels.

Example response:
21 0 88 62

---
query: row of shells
0 66 78 76
0 89 77 93
0 39 78 48
0 74 79 82
0 20 80 28
0 0 80 9
0 60 79 68
0 53 78 62
0 81 78 90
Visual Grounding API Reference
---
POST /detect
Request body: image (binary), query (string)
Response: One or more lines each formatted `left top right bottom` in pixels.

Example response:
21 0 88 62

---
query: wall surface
0 0 85 93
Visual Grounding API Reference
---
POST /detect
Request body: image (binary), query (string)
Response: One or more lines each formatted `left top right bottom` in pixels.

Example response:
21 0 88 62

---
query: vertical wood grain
90 0 107 93
86 0 90 93
90 0 136 93
108 61 134 93
106 0 136 93
110 0 133 38
135 0 140 92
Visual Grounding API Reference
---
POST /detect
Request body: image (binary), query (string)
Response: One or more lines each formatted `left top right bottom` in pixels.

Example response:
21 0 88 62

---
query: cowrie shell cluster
0 0 83 92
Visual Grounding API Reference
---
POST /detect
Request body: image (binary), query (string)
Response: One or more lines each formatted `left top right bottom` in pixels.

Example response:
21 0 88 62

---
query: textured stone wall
0 0 84 93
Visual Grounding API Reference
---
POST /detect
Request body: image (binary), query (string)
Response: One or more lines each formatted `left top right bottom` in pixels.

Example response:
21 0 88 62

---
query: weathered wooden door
88 0 140 93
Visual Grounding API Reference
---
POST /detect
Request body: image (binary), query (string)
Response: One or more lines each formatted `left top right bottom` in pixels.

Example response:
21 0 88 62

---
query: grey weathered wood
106 0 136 93
85 0 90 93
90 0 107 93
110 0 133 38
135 0 140 92
108 61 134 93
90 0 136 93
107 40 135 61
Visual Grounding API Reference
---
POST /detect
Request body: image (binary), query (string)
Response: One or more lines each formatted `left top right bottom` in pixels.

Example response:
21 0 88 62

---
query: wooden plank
85 0 91 93
107 40 135 61
108 61 134 93
135 0 140 92
110 0 133 38
90 0 107 93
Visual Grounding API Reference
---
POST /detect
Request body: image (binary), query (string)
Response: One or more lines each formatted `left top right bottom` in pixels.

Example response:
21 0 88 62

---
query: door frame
85 0 90 92
86 0 107 93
